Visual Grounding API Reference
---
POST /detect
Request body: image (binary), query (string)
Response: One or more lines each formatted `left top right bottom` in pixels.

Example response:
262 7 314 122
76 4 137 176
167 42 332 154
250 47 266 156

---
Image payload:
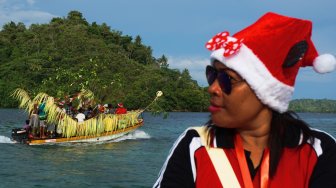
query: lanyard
235 134 270 188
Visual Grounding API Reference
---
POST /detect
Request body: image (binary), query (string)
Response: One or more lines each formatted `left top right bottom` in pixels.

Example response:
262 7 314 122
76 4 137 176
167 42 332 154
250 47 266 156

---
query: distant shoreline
288 99 336 113
2 98 336 114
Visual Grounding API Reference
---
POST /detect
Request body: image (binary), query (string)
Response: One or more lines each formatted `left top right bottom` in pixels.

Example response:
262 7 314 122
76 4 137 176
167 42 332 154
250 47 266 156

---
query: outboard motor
11 128 28 143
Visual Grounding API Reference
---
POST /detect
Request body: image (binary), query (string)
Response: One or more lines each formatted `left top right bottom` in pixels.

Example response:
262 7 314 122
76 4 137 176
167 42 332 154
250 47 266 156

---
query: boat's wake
112 130 151 142
56 130 151 146
0 135 17 144
0 130 150 145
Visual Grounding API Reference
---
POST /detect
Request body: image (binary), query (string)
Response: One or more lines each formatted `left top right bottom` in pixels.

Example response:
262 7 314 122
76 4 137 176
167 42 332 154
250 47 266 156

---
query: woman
154 12 336 188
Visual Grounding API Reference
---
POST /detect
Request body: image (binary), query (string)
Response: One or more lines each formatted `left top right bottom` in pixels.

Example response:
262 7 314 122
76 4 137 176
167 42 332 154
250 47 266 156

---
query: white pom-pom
313 54 336 73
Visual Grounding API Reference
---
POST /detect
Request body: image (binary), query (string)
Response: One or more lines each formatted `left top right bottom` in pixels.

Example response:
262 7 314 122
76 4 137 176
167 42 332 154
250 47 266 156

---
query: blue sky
1 0 335 99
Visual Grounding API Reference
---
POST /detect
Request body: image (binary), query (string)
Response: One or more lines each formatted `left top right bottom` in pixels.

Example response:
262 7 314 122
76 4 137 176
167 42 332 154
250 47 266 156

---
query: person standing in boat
29 103 39 137
38 102 47 139
154 12 336 188
62 95 74 117
115 103 127 114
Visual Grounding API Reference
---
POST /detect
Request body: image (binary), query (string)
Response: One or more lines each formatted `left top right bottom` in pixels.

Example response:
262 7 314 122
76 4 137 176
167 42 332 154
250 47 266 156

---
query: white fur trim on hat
313 54 336 73
211 45 293 113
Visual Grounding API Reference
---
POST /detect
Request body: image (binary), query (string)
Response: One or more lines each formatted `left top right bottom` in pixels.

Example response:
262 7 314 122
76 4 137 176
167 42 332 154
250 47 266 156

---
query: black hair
268 110 313 177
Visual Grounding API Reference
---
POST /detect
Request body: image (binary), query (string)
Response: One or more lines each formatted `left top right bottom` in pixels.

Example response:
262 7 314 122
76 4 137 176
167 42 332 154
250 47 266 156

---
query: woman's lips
208 105 222 113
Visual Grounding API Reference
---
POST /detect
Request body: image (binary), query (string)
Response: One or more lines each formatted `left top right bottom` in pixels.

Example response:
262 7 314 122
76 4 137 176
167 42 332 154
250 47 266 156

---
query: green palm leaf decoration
11 88 32 113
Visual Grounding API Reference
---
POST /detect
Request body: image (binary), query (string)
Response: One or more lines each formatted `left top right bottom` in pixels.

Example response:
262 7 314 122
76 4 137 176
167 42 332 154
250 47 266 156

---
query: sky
1 0 335 99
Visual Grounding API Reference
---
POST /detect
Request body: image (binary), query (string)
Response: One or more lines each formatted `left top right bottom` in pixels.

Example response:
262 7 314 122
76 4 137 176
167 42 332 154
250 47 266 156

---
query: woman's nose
207 79 222 96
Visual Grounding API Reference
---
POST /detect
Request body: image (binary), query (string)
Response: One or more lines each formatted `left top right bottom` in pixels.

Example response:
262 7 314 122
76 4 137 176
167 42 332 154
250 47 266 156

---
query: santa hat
206 12 336 113
118 103 124 108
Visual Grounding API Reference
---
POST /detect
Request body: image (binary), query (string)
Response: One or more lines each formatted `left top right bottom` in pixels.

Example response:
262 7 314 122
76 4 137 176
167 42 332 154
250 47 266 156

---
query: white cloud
167 56 209 86
0 0 57 28
0 10 57 26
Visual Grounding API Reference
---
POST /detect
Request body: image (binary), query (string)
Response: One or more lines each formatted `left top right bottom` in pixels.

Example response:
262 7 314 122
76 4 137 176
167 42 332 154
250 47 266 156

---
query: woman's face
207 61 270 129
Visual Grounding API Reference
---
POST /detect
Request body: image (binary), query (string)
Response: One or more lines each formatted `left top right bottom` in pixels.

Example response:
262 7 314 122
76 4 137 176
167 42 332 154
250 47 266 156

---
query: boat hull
13 120 144 145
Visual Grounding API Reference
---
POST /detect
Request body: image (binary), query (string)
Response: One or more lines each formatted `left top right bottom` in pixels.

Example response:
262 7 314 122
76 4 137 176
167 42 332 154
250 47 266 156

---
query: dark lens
206 66 216 85
217 71 232 94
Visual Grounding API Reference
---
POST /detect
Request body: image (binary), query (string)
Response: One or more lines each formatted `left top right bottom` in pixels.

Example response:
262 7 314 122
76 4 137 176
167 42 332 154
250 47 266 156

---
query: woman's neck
238 124 270 150
236 108 272 167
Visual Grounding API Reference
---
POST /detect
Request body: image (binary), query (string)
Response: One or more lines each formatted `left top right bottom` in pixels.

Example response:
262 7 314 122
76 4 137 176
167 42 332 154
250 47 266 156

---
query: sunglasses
206 65 243 94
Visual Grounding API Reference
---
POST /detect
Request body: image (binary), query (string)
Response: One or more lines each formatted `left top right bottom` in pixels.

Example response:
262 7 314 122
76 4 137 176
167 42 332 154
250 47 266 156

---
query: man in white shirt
75 108 86 124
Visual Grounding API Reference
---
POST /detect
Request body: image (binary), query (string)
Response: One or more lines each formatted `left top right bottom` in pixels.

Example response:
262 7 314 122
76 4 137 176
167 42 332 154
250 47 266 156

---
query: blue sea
0 109 335 188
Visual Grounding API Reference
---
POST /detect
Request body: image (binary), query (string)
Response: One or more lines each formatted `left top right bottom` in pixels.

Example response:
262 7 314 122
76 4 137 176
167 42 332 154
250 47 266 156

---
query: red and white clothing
115 107 127 114
154 125 336 188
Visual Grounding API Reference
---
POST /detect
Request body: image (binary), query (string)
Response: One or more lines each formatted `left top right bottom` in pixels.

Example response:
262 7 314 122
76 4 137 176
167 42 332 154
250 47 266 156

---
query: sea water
0 109 335 188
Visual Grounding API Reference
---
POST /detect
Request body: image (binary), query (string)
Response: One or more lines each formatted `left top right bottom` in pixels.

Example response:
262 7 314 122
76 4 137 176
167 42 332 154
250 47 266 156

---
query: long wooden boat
23 119 144 145
10 88 163 145
11 111 145 145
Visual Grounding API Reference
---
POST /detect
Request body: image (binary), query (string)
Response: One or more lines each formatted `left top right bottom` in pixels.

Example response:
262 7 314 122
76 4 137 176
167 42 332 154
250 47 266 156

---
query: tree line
289 99 336 113
0 11 335 113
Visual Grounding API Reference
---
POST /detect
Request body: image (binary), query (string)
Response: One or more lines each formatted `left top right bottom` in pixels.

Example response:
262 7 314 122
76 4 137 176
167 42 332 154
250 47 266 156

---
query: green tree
157 55 169 69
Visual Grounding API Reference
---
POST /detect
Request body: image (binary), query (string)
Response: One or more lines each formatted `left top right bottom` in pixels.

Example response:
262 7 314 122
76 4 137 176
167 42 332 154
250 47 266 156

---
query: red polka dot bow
205 31 244 57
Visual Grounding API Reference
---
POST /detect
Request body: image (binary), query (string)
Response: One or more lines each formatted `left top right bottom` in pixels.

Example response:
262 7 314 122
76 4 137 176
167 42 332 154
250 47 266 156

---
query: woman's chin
211 116 227 127
211 114 235 128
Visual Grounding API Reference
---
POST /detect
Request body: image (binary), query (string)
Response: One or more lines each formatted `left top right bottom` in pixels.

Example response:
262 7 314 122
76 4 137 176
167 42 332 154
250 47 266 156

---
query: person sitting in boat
98 104 105 114
23 119 30 132
115 103 127 114
103 104 109 114
84 106 93 119
38 102 47 139
72 107 78 118
106 103 115 114
90 106 99 118
75 108 86 124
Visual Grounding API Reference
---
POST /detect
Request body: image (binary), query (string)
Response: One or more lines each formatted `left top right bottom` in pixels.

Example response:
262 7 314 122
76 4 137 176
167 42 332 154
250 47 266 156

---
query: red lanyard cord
235 134 270 188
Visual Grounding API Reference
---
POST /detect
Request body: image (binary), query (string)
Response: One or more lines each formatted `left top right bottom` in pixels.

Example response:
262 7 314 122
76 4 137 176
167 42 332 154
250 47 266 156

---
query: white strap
193 127 241 188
